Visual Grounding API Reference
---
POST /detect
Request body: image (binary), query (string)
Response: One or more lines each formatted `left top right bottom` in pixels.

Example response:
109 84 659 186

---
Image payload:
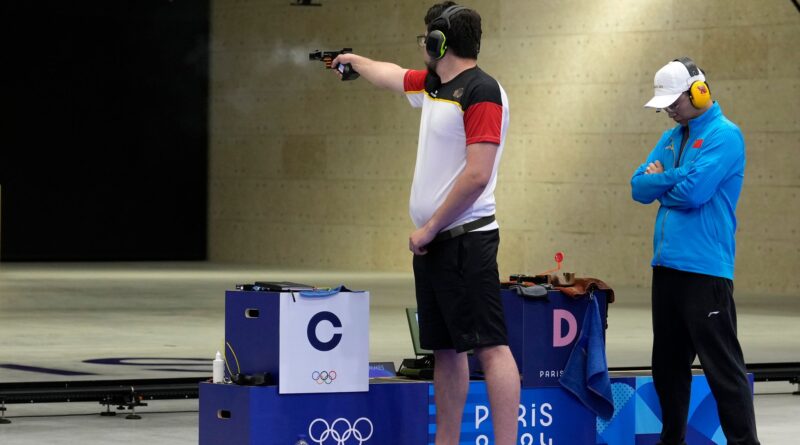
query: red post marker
540 251 565 275
554 251 564 264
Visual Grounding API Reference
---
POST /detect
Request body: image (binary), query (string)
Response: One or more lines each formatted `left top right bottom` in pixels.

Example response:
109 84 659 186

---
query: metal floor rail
0 362 797 422
0 376 207 423
609 362 800 387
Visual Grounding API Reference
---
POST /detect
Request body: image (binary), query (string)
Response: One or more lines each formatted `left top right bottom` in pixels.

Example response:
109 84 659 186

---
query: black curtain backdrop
0 1 209 261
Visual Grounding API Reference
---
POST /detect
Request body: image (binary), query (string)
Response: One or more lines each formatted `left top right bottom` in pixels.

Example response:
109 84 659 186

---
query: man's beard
425 58 438 75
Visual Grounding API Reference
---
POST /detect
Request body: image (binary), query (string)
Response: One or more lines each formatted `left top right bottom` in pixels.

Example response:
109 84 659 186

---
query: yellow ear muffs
689 80 711 109
674 57 712 109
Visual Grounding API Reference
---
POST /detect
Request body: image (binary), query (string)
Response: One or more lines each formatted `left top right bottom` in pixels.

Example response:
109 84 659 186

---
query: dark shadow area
0 1 209 261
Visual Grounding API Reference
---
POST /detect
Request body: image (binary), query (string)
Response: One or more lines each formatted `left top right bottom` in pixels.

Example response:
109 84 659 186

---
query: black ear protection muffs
674 57 712 109
425 5 468 60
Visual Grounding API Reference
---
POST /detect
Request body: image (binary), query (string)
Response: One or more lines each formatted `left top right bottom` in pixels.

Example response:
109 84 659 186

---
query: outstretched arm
331 53 407 93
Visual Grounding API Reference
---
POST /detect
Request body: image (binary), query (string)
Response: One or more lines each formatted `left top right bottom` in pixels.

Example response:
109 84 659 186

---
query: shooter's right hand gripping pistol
309 48 360 81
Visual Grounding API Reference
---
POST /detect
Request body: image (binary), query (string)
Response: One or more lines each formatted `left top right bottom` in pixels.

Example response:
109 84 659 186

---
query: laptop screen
405 307 433 356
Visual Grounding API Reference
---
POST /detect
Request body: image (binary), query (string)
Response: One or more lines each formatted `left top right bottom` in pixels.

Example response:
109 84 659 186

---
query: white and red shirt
403 67 509 231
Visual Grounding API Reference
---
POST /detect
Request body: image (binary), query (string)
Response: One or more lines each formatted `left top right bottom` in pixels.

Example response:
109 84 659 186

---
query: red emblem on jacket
692 139 704 149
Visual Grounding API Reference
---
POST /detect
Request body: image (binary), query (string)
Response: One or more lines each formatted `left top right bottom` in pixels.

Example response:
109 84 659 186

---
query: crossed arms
631 129 743 209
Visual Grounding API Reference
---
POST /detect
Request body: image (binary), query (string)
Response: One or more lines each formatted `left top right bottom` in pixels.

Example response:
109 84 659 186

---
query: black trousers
651 267 759 445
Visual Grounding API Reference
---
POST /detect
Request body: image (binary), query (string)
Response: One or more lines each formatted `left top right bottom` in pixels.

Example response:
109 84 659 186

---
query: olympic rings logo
308 417 373 445
312 370 337 384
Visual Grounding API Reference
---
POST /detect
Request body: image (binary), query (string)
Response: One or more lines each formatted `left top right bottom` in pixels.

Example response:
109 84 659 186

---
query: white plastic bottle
212 351 225 383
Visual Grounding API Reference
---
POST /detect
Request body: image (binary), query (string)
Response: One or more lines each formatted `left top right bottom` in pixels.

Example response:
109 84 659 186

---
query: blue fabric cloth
630 102 744 280
299 285 344 298
559 295 614 419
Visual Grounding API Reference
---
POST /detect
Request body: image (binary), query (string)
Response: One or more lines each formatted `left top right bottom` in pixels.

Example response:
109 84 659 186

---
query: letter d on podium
553 309 577 347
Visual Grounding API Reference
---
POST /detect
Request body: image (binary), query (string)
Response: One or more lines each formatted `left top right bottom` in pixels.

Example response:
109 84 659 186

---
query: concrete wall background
209 0 799 295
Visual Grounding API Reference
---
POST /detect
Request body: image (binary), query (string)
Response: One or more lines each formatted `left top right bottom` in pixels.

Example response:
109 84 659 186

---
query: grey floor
0 262 797 444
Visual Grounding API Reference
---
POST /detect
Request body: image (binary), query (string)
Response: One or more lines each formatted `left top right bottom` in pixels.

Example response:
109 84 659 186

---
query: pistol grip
339 63 360 81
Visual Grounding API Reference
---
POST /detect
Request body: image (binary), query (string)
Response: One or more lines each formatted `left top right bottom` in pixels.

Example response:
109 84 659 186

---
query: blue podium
224 291 281 379
199 381 429 445
501 288 609 387
224 289 369 393
200 287 732 445
199 374 735 445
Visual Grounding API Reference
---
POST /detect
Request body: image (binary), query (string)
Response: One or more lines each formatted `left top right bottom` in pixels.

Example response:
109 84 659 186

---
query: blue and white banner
429 382 596 445
633 375 735 445
200 375 731 444
279 291 369 394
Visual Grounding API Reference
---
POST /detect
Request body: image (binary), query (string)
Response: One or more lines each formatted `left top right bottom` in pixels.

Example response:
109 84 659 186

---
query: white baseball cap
644 60 706 108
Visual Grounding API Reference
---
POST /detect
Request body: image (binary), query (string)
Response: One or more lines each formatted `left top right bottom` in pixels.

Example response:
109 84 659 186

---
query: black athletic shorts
412 229 509 353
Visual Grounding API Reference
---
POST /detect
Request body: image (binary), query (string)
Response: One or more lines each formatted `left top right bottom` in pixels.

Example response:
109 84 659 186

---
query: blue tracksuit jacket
631 102 745 280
